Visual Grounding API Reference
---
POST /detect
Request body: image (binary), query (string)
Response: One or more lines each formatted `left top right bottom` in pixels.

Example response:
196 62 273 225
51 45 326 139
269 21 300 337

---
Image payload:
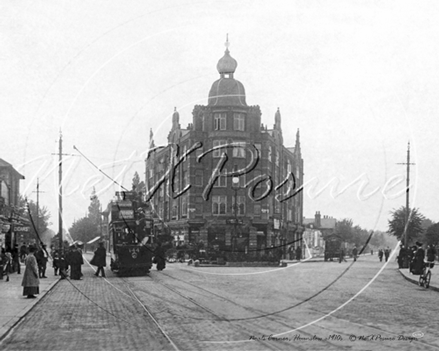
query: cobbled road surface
1 255 438 351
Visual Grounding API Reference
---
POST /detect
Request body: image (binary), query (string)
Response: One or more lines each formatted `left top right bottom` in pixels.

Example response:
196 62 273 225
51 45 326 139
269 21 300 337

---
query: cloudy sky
1 0 438 234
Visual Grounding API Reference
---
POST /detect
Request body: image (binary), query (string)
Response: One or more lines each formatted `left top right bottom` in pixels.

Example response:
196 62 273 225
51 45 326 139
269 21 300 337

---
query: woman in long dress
22 246 40 298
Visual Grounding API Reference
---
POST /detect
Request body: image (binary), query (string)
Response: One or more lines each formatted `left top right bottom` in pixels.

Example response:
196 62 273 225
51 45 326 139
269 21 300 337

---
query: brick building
303 211 337 257
145 41 304 258
0 158 26 248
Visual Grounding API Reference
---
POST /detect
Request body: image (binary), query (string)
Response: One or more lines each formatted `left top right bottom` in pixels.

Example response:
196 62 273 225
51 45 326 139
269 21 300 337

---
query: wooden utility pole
32 178 45 237
397 142 415 249
58 132 63 252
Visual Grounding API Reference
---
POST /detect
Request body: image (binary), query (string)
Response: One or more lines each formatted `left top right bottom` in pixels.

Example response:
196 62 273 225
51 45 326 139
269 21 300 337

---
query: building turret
274 107 281 131
172 107 180 130
208 36 246 107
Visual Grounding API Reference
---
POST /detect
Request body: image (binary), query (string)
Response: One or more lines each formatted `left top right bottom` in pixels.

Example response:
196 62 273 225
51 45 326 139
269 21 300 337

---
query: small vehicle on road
323 234 343 261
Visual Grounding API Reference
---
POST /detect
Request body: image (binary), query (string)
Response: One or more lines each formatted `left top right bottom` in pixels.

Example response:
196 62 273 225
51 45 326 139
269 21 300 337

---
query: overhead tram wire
73 145 129 192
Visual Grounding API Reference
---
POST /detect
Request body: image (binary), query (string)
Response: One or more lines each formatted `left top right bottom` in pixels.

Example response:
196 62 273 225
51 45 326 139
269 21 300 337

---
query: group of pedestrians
378 247 391 262
337 246 358 263
399 242 437 274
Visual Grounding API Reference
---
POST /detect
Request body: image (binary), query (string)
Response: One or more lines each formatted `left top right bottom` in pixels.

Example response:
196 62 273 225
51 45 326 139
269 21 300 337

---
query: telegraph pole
32 178 45 237
397 142 415 250
58 132 63 253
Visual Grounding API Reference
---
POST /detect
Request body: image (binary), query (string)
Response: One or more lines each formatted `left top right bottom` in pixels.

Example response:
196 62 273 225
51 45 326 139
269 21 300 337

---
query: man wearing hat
91 242 106 277
67 244 83 280
411 241 425 275
36 244 49 278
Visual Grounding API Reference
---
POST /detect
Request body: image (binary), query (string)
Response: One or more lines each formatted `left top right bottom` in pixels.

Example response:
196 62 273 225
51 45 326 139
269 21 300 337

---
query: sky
1 0 438 234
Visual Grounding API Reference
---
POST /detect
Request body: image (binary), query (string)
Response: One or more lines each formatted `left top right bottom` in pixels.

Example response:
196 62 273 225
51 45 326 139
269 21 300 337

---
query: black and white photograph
0 1 438 350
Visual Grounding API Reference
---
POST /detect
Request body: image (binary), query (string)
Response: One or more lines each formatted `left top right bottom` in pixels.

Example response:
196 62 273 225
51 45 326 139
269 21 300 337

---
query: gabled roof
0 158 25 179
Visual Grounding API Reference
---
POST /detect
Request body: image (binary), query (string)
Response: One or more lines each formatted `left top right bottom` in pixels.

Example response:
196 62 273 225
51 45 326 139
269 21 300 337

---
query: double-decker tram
108 195 153 275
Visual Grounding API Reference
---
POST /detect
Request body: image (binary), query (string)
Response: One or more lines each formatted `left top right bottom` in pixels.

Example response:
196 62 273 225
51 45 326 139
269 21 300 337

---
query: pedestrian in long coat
295 246 302 261
36 244 49 278
22 246 40 298
411 242 425 275
397 245 406 268
378 249 384 262
91 242 106 277
154 243 166 271
352 246 358 262
384 247 390 262
68 245 83 280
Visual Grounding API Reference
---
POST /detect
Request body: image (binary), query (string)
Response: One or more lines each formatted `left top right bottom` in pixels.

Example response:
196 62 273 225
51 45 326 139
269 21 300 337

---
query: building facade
0 158 26 248
303 211 336 257
145 42 304 258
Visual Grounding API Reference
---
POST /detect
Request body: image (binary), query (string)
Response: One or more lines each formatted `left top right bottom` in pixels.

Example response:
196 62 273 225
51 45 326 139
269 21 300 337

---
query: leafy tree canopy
69 189 102 243
18 196 52 245
69 216 99 244
387 206 425 246
425 223 439 246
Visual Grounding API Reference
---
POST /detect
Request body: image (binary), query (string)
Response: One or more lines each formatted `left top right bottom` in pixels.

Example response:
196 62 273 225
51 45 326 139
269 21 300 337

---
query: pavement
0 261 60 342
399 263 439 291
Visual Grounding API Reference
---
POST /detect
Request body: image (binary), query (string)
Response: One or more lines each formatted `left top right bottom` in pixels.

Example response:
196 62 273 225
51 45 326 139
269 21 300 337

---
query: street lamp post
232 177 239 253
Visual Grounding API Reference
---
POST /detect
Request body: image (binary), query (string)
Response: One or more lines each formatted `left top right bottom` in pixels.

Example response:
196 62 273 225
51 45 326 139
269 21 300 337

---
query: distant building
145 40 304 257
303 211 336 257
0 158 26 248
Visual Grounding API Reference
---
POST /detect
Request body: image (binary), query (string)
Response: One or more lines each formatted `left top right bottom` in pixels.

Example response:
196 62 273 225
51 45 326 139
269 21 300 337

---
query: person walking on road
295 246 302 261
384 247 390 262
22 246 40 298
154 242 166 271
68 245 84 280
91 242 106 277
352 246 358 262
378 249 384 262
339 248 347 263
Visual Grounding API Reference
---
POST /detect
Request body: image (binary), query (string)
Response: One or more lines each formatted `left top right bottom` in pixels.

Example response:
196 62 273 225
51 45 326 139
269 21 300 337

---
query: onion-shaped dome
216 49 237 74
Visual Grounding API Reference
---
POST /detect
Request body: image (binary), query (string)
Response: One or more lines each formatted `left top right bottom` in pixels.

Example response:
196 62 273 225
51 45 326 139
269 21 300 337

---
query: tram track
117 274 288 351
92 262 438 351
149 268 439 350
133 271 344 350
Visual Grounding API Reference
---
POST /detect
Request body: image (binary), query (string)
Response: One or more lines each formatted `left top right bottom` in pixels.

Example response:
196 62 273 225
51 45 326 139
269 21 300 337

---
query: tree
69 217 98 244
88 187 101 226
425 223 439 246
69 189 102 243
335 219 353 243
387 207 425 246
18 196 52 244
132 171 145 196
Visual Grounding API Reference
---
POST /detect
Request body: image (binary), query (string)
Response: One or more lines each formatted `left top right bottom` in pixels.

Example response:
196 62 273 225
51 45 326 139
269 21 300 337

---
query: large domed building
145 40 304 260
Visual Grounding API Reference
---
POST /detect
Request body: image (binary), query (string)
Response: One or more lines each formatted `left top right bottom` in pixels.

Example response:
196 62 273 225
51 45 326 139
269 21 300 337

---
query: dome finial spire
225 33 229 51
